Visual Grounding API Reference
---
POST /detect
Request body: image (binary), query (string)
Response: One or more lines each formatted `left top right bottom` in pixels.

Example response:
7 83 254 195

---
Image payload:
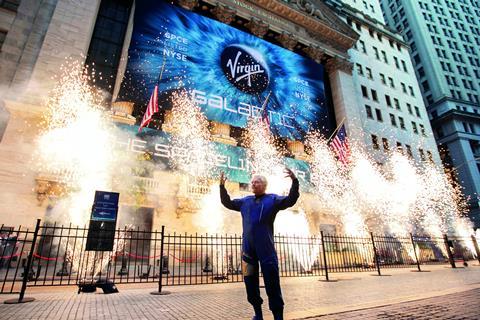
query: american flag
138 85 159 133
329 124 350 165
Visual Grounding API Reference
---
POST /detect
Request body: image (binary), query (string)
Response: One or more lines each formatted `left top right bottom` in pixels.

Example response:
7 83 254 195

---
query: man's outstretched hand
284 168 296 180
219 171 227 186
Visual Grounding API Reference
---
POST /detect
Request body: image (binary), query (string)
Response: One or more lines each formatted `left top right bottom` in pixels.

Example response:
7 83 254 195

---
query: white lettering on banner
131 139 147 153
215 154 228 167
191 90 295 128
163 48 187 61
163 32 188 44
116 138 308 182
154 143 170 158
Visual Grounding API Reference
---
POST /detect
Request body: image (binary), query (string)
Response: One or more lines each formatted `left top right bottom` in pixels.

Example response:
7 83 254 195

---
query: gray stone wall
0 0 102 104
0 0 58 92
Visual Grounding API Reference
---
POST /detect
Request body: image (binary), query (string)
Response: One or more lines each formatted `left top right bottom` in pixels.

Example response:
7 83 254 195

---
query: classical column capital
211 4 236 25
303 45 327 63
277 32 298 51
325 56 353 74
178 0 198 10
246 17 269 38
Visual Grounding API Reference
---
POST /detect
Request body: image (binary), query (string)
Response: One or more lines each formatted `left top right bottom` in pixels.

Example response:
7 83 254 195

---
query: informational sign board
86 191 119 251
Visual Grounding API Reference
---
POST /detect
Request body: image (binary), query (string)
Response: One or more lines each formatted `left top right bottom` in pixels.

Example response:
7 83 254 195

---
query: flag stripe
139 85 159 132
329 124 350 165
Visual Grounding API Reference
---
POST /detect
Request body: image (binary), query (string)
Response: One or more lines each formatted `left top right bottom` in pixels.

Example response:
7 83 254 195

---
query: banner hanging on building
118 0 333 140
115 123 311 190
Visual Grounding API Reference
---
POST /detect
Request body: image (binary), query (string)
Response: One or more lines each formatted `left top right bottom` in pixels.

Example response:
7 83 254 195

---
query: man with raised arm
219 169 299 320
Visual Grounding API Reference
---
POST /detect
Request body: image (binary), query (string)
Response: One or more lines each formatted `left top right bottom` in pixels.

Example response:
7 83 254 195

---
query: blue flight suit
220 179 299 320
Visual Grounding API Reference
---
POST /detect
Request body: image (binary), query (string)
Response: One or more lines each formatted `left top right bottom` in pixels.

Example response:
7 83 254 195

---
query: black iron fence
1 220 479 296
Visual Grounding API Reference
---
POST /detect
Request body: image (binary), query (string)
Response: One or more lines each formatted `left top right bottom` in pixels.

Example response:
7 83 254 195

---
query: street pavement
308 288 480 319
0 264 478 319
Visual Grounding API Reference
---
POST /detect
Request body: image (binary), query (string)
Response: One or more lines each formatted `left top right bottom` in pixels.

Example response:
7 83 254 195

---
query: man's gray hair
251 174 268 186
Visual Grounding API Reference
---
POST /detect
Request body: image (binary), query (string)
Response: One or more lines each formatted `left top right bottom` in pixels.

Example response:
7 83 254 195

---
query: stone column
210 121 237 146
178 0 198 10
110 101 136 125
325 56 364 144
277 32 298 51
287 140 308 161
303 45 327 64
246 17 269 38
211 4 236 25
24 0 102 104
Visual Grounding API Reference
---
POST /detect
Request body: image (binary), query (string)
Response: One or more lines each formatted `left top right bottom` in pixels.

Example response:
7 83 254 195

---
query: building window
419 124 426 136
409 86 415 96
382 138 390 151
396 142 403 153
381 50 388 63
0 30 6 52
371 134 380 150
389 77 395 88
380 73 386 85
371 89 378 101
365 105 373 119
85 0 133 97
375 108 383 122
436 127 444 138
359 40 367 53
385 95 392 107
414 106 421 117
419 149 425 161
422 80 430 91
393 98 400 110
427 151 433 162
373 47 380 59
407 103 413 114
356 63 364 75
412 121 418 134
390 114 397 127
406 145 413 157
365 67 373 79
399 117 406 130
361 85 369 98
0 0 20 11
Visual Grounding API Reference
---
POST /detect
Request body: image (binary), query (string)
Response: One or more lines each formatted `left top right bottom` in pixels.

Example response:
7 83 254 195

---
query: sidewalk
0 264 479 319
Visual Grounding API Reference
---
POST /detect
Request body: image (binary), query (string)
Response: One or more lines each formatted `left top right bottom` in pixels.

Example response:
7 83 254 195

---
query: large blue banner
115 124 311 190
118 0 332 140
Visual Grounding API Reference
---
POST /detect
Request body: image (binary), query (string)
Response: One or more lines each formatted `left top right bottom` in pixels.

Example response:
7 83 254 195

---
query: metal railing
1 220 479 297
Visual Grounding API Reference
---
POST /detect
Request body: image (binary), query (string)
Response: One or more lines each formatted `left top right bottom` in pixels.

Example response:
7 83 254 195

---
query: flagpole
327 117 346 143
258 91 272 119
157 50 167 84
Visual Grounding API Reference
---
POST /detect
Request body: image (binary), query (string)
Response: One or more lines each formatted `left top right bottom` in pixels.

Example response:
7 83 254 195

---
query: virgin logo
226 51 265 87
221 45 269 94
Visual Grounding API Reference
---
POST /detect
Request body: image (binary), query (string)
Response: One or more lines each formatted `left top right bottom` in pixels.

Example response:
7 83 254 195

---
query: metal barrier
1 220 479 296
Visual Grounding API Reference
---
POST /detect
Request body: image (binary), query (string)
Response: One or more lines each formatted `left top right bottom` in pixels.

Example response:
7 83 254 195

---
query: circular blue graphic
220 44 270 94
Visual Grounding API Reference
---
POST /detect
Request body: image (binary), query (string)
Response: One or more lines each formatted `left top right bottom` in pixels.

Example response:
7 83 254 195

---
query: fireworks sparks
33 59 476 268
167 90 219 180
303 131 472 239
36 59 116 225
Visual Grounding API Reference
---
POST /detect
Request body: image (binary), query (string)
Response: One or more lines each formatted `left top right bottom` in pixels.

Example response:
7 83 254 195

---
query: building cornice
247 0 358 52
431 109 480 127
201 0 358 58
428 96 480 110
326 0 408 48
